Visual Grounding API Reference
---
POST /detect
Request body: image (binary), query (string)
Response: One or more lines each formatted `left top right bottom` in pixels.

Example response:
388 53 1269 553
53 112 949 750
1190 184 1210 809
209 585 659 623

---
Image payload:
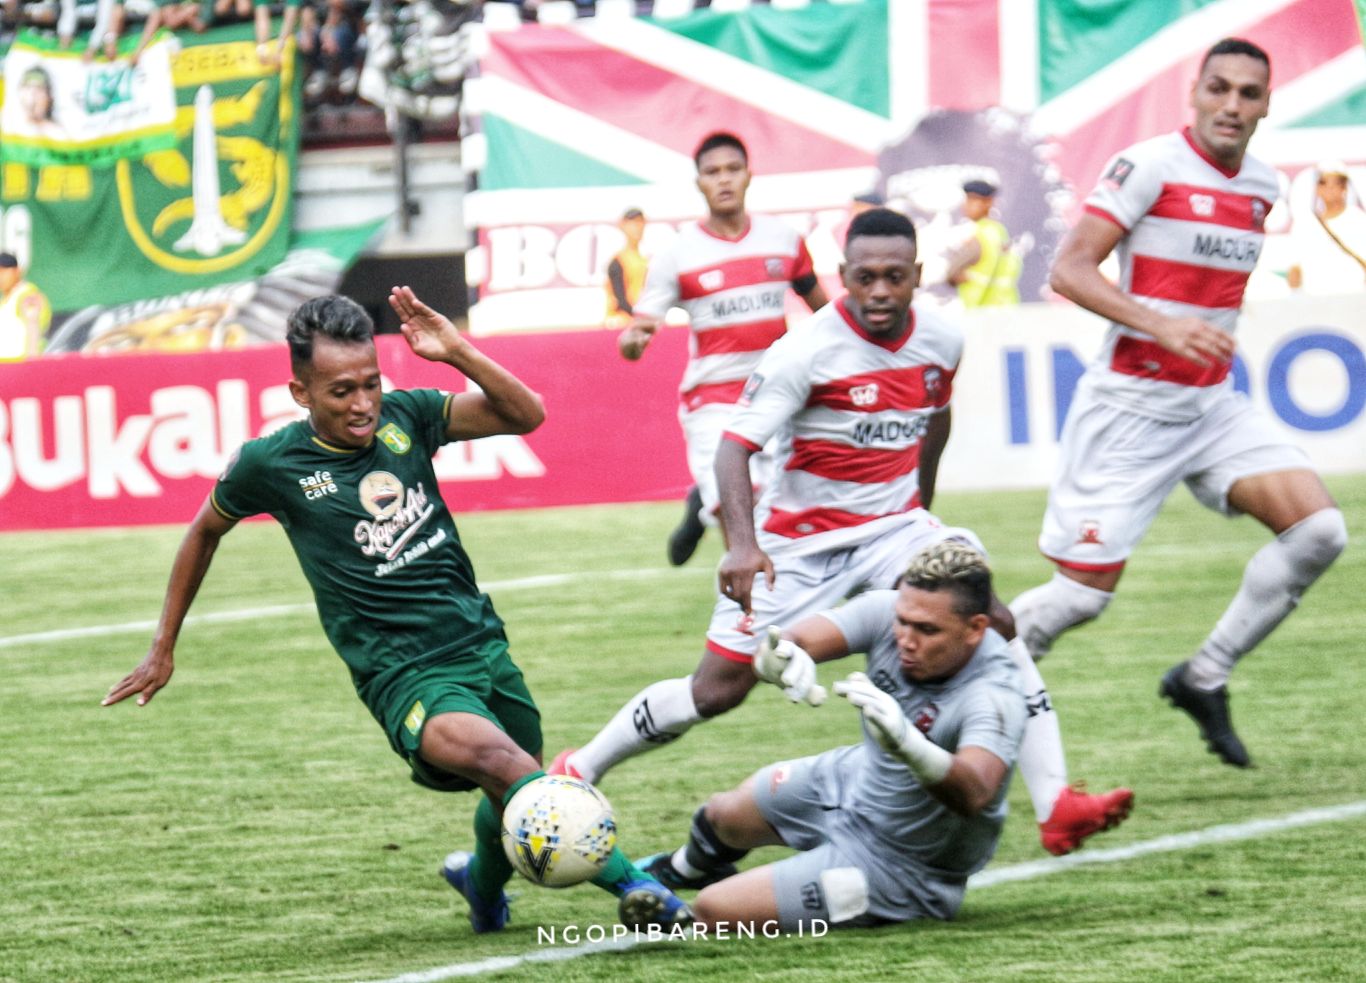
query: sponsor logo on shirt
849 383 879 407
297 469 339 500
851 416 928 445
1192 233 1260 264
765 257 786 278
377 422 412 455
1189 193 1215 217
709 290 783 320
699 269 724 291
359 471 404 519
801 881 824 912
355 475 444 575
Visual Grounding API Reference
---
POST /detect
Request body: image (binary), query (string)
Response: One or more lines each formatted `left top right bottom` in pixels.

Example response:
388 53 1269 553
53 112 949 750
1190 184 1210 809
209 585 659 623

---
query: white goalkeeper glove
833 671 951 783
754 626 827 706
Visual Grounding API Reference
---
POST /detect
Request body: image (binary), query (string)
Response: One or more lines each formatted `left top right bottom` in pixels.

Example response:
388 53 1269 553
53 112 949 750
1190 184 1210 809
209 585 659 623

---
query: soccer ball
501 775 617 888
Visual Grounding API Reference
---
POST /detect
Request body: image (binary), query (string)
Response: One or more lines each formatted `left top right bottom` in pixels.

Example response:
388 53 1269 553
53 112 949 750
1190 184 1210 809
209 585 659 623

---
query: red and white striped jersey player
559 208 1134 858
1010 38 1346 769
619 132 826 566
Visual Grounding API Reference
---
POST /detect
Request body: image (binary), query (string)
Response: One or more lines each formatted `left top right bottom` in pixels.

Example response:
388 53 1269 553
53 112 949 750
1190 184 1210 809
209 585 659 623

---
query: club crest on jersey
359 471 404 519
739 372 765 406
923 366 944 403
850 383 879 407
1103 157 1134 188
1076 519 1104 546
699 269 725 291
1189 193 1216 217
734 611 757 635
769 762 792 793
765 257 785 278
912 703 939 736
1250 199 1267 231
377 423 412 455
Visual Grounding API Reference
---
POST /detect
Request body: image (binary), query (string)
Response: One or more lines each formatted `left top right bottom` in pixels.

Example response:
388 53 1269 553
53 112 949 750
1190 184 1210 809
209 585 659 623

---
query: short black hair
846 207 917 251
1200 38 1271 78
899 541 993 620
694 131 748 169
287 295 374 375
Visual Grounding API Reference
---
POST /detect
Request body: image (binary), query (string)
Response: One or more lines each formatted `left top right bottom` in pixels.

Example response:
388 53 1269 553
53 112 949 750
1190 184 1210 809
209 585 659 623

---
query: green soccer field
3 478 1364 983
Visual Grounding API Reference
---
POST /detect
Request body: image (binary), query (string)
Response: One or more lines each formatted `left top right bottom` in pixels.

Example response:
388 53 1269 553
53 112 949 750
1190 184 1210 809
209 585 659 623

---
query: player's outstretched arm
715 437 773 614
1051 213 1234 367
102 498 237 708
834 671 1008 816
617 314 659 361
388 285 546 440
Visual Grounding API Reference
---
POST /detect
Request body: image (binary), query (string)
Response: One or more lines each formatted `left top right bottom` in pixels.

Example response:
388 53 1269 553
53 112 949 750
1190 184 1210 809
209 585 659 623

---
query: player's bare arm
785 614 851 664
933 746 1010 816
917 408 951 511
799 280 829 312
1050 213 1235 366
102 498 238 707
388 285 546 439
617 313 659 361
714 437 773 613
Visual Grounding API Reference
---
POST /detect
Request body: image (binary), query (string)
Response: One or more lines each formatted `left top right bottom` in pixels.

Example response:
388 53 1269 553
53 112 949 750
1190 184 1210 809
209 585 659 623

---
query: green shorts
366 636 542 793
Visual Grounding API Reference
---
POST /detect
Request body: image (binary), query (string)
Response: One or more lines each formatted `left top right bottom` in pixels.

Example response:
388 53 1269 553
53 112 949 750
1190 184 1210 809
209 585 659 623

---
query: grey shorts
752 748 964 930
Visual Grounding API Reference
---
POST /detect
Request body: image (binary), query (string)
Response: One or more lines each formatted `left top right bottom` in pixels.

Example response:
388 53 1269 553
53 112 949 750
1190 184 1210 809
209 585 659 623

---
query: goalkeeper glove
833 671 951 783
754 626 827 706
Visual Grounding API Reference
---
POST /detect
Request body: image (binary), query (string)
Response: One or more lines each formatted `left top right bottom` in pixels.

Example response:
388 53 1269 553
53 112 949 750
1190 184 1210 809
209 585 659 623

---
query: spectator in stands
954 179 1021 308
1287 160 1366 296
603 207 646 329
105 0 166 65
0 252 52 362
300 0 363 102
255 0 302 67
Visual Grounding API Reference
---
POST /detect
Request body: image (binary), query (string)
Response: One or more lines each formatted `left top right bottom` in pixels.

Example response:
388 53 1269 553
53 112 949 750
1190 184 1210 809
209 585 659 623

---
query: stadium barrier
1 294 1362 531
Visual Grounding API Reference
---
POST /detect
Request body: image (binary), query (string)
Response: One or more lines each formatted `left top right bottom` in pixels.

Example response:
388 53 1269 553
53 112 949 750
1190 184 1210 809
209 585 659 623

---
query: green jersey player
103 287 692 933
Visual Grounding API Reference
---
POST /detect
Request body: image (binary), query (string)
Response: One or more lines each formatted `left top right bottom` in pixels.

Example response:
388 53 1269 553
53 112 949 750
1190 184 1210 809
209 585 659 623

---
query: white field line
0 566 713 650
361 799 1366 983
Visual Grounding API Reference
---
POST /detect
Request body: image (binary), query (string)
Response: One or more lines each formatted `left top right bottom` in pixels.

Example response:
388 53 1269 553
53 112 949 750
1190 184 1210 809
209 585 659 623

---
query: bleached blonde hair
900 540 992 618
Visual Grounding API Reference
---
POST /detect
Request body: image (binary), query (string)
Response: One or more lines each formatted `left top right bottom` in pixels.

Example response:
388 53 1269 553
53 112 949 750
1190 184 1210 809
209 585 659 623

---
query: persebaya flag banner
0 22 300 311
462 0 1366 333
0 32 179 167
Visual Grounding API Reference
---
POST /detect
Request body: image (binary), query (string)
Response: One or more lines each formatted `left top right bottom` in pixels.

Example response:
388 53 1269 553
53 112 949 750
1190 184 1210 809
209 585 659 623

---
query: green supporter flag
0 22 302 311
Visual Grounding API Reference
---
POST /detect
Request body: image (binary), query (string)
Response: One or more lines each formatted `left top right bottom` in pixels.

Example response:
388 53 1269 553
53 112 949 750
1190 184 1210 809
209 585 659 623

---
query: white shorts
1039 386 1311 570
705 514 982 661
679 402 774 528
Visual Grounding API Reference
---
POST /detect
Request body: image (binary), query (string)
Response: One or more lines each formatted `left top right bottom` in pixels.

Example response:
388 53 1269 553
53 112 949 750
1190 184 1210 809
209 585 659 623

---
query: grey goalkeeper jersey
822 589 1027 881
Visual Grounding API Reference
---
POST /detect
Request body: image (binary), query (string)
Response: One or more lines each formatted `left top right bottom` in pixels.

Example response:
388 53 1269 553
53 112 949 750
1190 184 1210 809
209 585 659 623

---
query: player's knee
1285 507 1347 579
691 665 755 718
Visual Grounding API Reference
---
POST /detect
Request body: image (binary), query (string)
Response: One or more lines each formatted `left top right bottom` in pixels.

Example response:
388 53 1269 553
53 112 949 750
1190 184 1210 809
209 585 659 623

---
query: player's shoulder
909 303 966 363
1237 151 1279 196
747 212 802 245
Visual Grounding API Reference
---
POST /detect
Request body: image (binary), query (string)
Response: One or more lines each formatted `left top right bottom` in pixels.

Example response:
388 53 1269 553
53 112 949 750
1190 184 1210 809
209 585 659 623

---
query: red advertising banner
0 329 694 531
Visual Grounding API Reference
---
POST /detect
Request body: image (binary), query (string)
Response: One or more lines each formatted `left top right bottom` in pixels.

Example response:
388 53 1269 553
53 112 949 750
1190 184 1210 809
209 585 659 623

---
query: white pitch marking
360 799 1366 983
0 566 713 650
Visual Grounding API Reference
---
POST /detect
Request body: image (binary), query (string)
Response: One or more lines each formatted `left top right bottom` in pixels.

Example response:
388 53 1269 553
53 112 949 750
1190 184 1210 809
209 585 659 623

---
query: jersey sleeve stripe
209 489 245 522
1110 334 1231 387
786 437 921 484
1047 554 1127 574
1083 204 1126 230
694 319 788 358
705 639 756 664
1129 254 1250 308
722 430 764 453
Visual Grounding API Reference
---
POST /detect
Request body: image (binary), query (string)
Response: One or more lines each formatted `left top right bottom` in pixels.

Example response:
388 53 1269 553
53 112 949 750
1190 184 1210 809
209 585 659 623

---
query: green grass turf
2 476 1364 982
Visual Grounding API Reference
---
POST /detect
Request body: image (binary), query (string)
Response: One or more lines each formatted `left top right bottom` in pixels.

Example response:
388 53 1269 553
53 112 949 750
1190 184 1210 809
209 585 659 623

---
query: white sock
1186 508 1347 691
1006 636 1069 822
1010 571 1114 660
569 675 703 783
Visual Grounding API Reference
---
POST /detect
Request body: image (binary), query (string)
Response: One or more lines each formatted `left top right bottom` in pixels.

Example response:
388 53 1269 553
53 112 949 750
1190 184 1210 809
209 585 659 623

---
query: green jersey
212 389 505 700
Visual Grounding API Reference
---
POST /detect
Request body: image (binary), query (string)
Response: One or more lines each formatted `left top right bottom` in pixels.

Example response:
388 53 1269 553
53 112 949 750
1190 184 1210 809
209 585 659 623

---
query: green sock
590 846 649 897
466 771 543 904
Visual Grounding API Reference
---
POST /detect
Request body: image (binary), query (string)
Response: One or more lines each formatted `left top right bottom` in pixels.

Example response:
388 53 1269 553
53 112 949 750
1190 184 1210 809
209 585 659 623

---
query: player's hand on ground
717 545 774 615
390 285 464 363
102 652 174 707
1149 315 1235 367
755 626 827 706
834 671 911 754
617 324 654 360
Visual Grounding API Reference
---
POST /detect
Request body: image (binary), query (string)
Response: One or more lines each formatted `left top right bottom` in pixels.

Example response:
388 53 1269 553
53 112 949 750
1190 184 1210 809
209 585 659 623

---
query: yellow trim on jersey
209 489 244 522
309 434 364 454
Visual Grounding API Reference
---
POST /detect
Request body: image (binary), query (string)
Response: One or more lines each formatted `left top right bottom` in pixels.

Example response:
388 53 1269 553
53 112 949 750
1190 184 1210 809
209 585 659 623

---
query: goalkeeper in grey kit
647 541 1027 930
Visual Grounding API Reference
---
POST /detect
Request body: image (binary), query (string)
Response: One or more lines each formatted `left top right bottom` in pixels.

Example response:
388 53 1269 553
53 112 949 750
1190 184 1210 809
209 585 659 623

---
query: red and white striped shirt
723 298 960 556
1083 128 1278 422
634 214 815 412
